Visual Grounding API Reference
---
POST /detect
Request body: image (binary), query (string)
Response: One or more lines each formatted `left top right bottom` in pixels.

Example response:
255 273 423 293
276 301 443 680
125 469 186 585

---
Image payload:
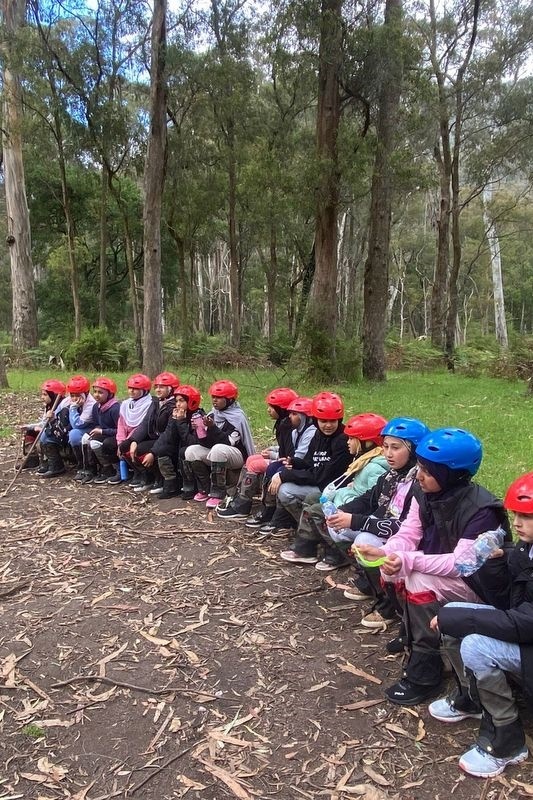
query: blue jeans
445 602 522 677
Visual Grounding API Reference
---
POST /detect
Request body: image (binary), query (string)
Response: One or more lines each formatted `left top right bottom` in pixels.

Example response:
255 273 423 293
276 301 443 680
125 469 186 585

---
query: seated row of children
20 376 533 779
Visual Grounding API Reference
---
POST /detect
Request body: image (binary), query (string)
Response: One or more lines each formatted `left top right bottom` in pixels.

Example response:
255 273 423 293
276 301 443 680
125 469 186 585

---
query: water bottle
320 497 354 543
455 527 506 577
321 482 337 501
119 459 129 481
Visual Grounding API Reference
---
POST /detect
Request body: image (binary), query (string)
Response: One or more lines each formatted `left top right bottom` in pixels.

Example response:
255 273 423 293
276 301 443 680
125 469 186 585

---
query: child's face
41 390 52 404
212 396 228 410
383 436 411 470
92 387 108 404
128 387 143 399
347 436 362 456
512 512 533 544
317 419 339 436
289 411 301 428
154 384 172 399
267 404 278 420
416 462 442 493
175 396 189 413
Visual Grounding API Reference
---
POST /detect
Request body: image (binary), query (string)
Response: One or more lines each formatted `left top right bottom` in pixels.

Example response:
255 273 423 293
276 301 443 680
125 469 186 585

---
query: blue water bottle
119 459 129 481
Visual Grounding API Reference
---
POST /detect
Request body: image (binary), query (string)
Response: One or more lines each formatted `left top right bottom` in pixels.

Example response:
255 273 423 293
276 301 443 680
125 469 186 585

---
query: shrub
64 327 124 371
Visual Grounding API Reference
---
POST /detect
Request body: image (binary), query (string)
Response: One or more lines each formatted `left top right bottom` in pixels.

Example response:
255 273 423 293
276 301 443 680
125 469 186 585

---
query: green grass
4 367 533 499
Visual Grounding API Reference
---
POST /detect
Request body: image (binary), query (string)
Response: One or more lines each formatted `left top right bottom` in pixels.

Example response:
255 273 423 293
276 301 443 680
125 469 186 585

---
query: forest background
1 0 533 385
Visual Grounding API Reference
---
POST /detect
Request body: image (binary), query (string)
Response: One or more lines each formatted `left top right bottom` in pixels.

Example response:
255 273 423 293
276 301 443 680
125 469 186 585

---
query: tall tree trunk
99 165 108 327
123 215 143 364
483 184 508 348
142 0 167 377
227 121 240 348
266 217 277 340
51 91 82 339
1 0 38 350
0 352 8 388
301 0 342 378
444 0 480 366
362 0 404 381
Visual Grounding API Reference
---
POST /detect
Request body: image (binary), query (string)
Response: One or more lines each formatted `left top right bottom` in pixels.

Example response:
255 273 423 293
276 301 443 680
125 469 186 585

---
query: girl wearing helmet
78 377 121 484
242 397 318 530
183 379 255 509
356 427 511 708
263 392 353 539
323 418 430 627
66 375 98 480
426 471 533 778
148 385 205 500
217 388 315 522
117 372 178 493
113 374 154 484
279 411 389 562
19 379 67 473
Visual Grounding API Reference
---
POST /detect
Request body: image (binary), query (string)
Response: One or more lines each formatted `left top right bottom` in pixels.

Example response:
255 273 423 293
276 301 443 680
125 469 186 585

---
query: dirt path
0 449 530 799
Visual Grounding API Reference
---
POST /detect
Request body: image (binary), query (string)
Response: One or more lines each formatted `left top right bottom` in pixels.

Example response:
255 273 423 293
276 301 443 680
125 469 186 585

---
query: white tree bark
483 184 508 348
1 0 38 349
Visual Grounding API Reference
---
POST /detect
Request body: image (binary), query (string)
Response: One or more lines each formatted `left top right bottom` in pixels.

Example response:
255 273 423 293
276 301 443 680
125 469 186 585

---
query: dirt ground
1 419 532 799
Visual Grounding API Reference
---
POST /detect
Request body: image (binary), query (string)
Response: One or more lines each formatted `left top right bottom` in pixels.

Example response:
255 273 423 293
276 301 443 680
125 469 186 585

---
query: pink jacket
381 497 478 579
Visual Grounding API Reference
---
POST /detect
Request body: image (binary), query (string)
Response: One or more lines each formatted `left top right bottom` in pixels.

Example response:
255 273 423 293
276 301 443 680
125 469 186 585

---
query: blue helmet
381 417 430 447
415 428 482 476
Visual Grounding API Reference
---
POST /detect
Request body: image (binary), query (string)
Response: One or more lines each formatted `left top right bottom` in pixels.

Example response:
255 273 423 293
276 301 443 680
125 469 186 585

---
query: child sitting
262 392 353 539
83 377 121 484
21 379 67 473
326 417 430 628
67 375 97 480
427 470 532 778
150 384 204 500
245 396 317 531
112 374 154 485
183 380 255 509
357 427 511 707
216 387 298 519
279 412 388 566
121 372 179 493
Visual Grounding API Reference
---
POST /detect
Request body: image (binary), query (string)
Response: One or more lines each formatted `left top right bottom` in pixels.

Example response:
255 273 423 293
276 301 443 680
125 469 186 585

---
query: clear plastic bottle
320 497 353 543
455 527 506 577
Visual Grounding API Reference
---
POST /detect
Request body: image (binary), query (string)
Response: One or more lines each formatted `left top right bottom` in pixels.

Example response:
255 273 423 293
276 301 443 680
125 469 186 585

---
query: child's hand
489 548 504 559
130 442 138 457
173 406 186 420
89 428 103 438
142 453 154 468
429 615 440 631
355 543 383 560
326 511 351 530
268 473 282 494
380 553 402 576
204 414 215 428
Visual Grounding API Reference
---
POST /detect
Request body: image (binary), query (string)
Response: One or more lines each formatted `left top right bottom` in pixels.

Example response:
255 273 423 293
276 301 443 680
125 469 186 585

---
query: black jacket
278 425 351 491
438 540 533 704
339 464 416 538
122 397 175 446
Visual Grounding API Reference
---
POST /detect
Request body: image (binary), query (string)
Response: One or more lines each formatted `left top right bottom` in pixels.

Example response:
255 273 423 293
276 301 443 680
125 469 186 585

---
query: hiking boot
459 744 528 778
428 695 482 724
158 478 180 499
360 610 397 629
385 678 440 706
280 550 319 565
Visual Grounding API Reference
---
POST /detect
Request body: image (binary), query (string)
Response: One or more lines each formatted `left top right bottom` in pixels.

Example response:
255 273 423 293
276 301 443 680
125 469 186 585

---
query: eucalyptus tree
1 0 38 349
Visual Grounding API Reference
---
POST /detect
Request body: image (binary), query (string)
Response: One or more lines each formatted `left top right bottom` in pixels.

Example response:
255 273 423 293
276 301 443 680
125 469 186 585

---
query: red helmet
175 384 201 411
209 380 238 399
127 373 152 391
312 392 344 420
266 387 298 409
344 413 388 445
154 371 180 389
93 376 117 395
504 472 533 514
66 375 90 394
42 379 66 396
287 396 314 416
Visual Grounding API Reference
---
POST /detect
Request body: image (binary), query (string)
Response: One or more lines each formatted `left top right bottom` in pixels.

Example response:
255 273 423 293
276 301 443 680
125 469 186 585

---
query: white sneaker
360 610 396 629
459 744 528 778
279 550 318 565
428 696 482 723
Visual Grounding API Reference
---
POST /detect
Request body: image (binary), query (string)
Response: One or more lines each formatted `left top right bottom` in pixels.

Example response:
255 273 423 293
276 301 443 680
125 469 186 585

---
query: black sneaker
385 678 440 706
245 508 275 528
217 500 251 519
107 471 123 485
